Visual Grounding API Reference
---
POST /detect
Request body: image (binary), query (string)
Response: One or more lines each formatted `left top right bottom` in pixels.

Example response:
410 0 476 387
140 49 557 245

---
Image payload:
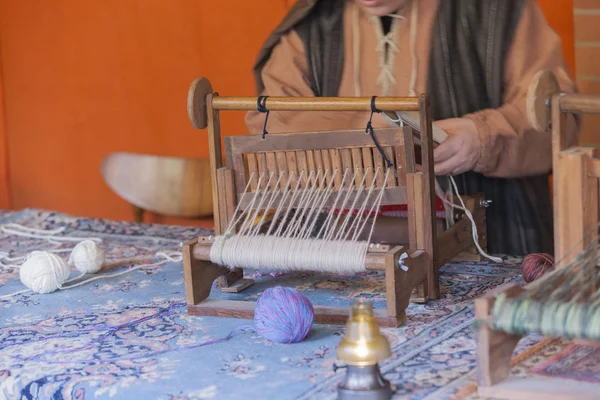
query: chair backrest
101 152 213 218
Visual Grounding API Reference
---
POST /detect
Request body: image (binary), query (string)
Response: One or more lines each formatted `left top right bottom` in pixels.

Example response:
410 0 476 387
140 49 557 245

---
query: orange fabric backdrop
0 0 574 223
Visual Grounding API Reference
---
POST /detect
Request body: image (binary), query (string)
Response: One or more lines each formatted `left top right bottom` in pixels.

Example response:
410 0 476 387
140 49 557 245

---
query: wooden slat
330 149 343 189
265 152 278 191
223 169 237 232
295 150 308 188
419 94 438 299
216 168 229 234
340 149 354 187
321 149 333 187
256 152 268 190
373 149 385 188
383 146 396 187
225 137 247 198
314 149 323 173
403 128 416 174
188 299 405 327
362 147 374 187
555 148 599 267
589 157 600 178
206 94 223 235
276 151 288 190
406 173 418 251
247 153 258 191
228 128 407 154
286 151 298 189
351 148 364 189
306 150 317 186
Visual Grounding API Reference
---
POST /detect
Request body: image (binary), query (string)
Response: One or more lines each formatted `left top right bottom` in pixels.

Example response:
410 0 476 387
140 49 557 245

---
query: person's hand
433 118 481 176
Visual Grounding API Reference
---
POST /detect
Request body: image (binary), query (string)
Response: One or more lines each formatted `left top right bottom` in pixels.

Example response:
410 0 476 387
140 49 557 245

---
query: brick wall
574 0 600 144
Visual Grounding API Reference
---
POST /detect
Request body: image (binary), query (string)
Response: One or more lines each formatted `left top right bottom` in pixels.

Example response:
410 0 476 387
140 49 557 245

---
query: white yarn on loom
211 236 369 273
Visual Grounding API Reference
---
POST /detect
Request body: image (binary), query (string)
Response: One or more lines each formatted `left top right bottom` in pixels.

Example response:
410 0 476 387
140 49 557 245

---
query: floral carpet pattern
0 209 539 400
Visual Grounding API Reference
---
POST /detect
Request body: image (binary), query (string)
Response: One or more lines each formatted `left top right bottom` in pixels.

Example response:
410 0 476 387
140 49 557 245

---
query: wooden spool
526 70 560 132
187 77 214 129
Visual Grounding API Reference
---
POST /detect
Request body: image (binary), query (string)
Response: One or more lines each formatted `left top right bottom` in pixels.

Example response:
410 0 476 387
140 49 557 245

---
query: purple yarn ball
254 286 314 343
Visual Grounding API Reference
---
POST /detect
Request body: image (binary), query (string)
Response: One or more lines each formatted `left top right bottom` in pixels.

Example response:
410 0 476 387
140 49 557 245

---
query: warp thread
17 287 314 364
521 253 555 283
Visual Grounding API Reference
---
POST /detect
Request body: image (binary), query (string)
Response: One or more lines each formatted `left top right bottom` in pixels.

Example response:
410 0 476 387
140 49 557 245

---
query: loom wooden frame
475 77 600 399
182 77 487 328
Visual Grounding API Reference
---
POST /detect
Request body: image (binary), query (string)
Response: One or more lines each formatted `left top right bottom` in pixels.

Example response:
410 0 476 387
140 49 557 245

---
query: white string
0 224 102 244
301 169 338 240
249 171 287 236
265 171 296 237
333 169 369 241
442 176 503 263
352 169 391 243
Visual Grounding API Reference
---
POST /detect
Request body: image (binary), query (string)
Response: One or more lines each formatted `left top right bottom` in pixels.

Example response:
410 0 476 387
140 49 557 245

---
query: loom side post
474 284 523 393
182 239 229 306
418 94 438 299
385 247 426 319
207 94 254 292
215 167 254 291
554 148 599 267
207 93 223 236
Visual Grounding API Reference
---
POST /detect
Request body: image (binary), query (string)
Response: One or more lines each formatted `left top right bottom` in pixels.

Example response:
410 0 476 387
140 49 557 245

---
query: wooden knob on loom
187 77 214 129
526 70 561 132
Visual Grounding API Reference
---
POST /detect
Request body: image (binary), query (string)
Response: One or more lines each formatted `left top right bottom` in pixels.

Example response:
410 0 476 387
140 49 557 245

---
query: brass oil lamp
335 299 393 400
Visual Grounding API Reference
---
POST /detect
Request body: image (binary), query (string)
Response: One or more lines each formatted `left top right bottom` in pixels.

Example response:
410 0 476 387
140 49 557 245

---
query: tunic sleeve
463 0 580 178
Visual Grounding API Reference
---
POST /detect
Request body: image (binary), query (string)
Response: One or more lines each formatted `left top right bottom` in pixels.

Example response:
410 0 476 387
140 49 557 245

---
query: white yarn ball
19 251 71 294
68 240 105 274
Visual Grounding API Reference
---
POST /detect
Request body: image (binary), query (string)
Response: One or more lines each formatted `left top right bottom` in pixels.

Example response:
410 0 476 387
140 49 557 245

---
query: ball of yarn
521 253 554 283
68 240 105 274
254 286 314 343
19 251 71 294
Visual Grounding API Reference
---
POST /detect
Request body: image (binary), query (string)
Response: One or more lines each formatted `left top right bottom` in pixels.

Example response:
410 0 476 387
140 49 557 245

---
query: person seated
245 0 579 256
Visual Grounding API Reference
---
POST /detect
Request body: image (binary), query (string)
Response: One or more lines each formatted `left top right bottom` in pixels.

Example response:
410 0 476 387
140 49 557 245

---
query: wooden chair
101 152 213 222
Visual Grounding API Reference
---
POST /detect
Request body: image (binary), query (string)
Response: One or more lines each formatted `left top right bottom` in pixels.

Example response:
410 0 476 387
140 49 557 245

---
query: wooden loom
182 77 488 328
475 70 600 399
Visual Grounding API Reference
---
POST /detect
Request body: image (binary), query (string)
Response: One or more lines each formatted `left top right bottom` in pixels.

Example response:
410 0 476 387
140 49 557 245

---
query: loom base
188 300 407 328
219 278 254 293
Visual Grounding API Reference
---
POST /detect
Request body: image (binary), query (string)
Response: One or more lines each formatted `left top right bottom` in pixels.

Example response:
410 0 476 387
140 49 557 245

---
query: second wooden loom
475 70 600 399
182 77 488 327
